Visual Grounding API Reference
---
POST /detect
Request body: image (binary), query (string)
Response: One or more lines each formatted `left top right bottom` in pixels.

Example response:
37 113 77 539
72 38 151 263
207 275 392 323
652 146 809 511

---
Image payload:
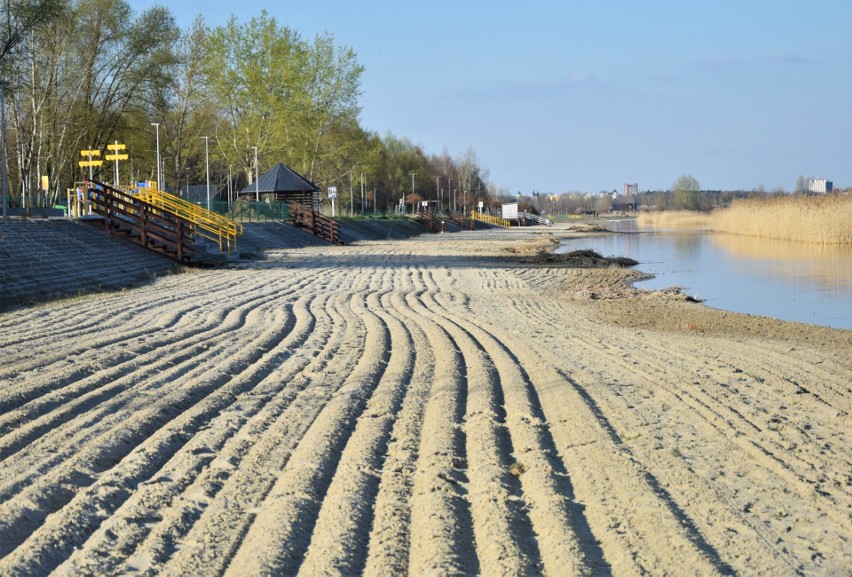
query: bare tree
455 147 477 213
152 15 214 193
1 0 65 206
7 1 178 204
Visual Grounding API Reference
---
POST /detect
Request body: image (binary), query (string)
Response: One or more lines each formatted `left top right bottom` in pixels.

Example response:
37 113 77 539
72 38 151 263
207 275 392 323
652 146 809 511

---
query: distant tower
624 183 638 196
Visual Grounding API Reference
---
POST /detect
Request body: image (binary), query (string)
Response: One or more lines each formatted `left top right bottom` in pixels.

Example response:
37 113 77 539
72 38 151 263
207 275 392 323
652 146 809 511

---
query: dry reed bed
636 211 711 229
637 194 852 244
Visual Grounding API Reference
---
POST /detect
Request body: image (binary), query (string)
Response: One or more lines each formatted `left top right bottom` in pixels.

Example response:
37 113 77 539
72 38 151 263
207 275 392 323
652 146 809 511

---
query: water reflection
557 221 852 329
673 233 702 259
710 234 852 296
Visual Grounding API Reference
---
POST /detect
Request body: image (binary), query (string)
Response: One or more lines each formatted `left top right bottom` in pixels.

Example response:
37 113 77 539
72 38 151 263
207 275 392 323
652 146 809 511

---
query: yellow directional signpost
105 141 129 186
79 148 103 181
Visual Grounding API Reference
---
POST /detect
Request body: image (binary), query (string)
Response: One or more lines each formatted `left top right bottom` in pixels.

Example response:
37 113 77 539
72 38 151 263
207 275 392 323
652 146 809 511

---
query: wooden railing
450 213 476 230
417 207 446 233
289 202 343 245
82 180 195 262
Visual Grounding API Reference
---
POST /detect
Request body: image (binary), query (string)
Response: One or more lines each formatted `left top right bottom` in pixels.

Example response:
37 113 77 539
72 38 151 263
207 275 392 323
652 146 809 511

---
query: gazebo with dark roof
237 163 320 210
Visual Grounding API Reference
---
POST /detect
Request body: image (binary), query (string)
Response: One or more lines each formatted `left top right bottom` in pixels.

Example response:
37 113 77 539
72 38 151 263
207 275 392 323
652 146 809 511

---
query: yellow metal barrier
471 210 511 228
129 184 242 254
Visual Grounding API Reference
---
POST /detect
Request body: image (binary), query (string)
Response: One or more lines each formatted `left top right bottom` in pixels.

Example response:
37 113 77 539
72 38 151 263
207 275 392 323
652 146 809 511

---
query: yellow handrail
471 210 511 228
128 184 242 254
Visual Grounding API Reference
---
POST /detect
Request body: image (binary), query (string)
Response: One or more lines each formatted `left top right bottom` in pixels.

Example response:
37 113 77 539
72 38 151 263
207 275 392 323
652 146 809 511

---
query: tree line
0 1 494 214
521 173 850 218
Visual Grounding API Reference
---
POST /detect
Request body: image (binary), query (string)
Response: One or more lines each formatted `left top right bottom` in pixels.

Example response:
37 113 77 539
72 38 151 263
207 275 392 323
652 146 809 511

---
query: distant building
624 183 639 196
808 179 833 194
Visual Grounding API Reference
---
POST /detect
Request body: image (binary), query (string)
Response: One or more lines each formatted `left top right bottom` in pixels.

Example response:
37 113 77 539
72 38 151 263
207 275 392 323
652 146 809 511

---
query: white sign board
327 186 337 217
501 202 518 220
478 201 484 210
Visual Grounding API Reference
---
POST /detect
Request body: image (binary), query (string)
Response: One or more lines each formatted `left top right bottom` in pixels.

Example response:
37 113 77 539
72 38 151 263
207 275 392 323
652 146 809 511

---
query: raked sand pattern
0 228 849 576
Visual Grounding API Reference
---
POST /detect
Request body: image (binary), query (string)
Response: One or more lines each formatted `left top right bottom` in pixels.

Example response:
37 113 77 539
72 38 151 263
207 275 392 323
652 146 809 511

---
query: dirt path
1 229 849 576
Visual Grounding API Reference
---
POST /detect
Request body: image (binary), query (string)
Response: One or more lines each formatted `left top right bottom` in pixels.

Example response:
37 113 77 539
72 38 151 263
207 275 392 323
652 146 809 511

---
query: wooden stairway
416 207 446 233
288 202 343 245
81 180 196 263
450 213 476 231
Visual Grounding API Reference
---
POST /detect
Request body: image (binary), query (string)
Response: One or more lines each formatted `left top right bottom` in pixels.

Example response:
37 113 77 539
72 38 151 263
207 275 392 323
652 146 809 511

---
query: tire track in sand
297 271 418 575
503 279 851 573
418 280 606 576
415 285 548 574
0 301 301 575
0 270 313 421
223 272 394 576
361 283 438 575
338 263 481 576
49 287 330 576
402 288 478 577
483 284 789 573
427 270 732 575
126 278 362 576
0 267 339 575
0 274 312 500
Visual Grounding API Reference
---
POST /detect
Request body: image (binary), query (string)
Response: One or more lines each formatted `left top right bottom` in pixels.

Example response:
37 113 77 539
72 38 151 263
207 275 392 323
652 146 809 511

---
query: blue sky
130 0 851 193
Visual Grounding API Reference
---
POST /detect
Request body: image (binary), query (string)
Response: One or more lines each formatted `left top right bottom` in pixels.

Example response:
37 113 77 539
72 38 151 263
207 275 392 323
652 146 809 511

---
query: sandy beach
0 224 849 576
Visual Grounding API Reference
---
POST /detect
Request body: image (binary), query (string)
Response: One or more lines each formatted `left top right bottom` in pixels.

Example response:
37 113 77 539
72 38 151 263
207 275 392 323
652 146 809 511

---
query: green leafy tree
301 33 364 182
672 174 700 210
202 11 365 193
202 11 306 187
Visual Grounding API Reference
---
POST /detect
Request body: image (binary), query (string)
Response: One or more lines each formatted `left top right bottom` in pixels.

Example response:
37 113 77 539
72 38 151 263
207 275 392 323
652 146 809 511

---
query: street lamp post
1 80 8 217
161 157 171 191
252 146 259 202
436 176 440 212
201 136 210 210
151 123 160 189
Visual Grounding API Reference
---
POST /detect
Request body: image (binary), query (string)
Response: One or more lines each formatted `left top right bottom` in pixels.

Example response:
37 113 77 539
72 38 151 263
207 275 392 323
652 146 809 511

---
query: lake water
556 220 852 330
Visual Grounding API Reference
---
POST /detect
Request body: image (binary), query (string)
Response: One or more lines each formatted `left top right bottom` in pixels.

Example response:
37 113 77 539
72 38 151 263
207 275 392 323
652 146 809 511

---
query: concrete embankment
0 218 182 311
